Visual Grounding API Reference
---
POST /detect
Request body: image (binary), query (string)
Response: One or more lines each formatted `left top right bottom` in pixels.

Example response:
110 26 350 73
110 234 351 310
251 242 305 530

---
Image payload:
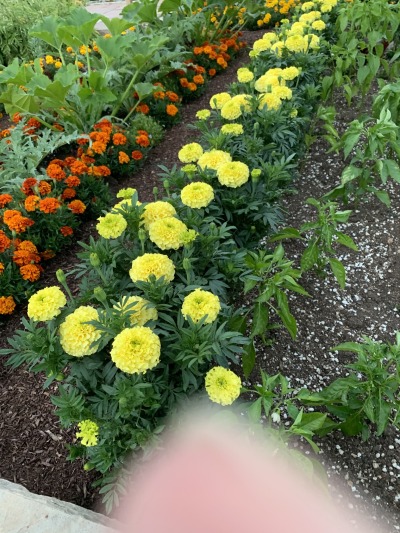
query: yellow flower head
220 123 244 136
282 66 300 80
178 142 204 163
181 182 214 208
273 85 293 100
196 109 211 120
142 201 176 230
254 74 281 93
113 295 158 326
258 92 282 111
198 149 232 171
182 288 221 324
45 55 54 64
96 213 127 239
205 366 241 406
220 94 252 120
59 306 102 357
312 19 326 31
110 326 161 374
148 216 188 250
209 92 231 110
129 253 175 283
54 61 62 69
27 286 66 322
285 35 308 53
217 161 250 188
76 420 99 447
117 187 137 199
237 67 254 83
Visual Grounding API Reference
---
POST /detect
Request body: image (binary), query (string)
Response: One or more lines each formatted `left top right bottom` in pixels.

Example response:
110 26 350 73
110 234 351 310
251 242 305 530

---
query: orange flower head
49 158 66 168
0 230 11 253
26 117 41 129
21 178 38 196
70 160 89 175
68 200 86 214
77 136 89 145
65 175 80 188
20 264 41 282
0 194 13 208
12 113 23 123
94 119 113 132
46 163 66 181
118 151 130 164
193 74 204 85
179 78 189 88
166 104 179 116
135 134 150 148
64 157 77 167
131 150 143 161
136 104 150 115
113 133 128 146
38 181 52 196
193 47 203 55
91 141 107 154
195 65 206 74
209 68 216 77
24 195 40 212
166 91 179 102
188 83 197 92
61 188 76 200
60 226 74 237
153 91 165 100
0 296 16 315
39 198 61 214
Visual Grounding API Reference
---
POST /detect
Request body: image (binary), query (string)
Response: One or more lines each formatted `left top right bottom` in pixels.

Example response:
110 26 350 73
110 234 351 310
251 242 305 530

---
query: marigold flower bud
56 269 66 284
90 253 101 268
93 286 107 303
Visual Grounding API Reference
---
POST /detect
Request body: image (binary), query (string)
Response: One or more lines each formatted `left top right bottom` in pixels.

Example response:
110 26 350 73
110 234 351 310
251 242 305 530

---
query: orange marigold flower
0 230 11 253
136 104 150 115
0 194 13 208
0 262 4 275
65 175 80 187
20 264 41 282
89 131 110 143
193 47 203 55
209 51 218 60
6 215 34 233
188 83 197 92
219 43 228 52
77 137 89 145
91 141 107 154
137 130 149 137
70 160 89 175
118 151 130 164
68 200 86 214
179 78 189 88
0 296 16 315
26 118 41 129
17 240 38 253
113 133 127 146
46 163 66 181
166 104 179 116
64 157 77 167
24 195 40 212
61 188 76 200
209 68 216 77
195 65 206 74
166 91 179 102
3 210 21 224
21 178 38 196
193 74 204 85
131 150 143 161
153 91 165 100
81 154 96 164
135 134 150 148
12 113 23 123
13 248 40 267
94 119 113 132
0 129 11 138
49 158 66 168
38 181 52 195
204 45 212 54
60 226 74 237
39 198 61 214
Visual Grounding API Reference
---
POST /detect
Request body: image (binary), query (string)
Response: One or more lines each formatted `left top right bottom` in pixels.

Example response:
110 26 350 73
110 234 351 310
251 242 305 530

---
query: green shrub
0 0 82 66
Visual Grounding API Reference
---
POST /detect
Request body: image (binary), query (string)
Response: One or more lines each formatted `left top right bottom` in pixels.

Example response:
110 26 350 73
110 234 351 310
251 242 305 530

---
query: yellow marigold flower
112 198 141 212
66 46 73 53
149 217 188 250
273 85 293 100
290 109 298 117
258 92 282 111
285 35 308 53
282 66 300 80
104 33 112 38
271 41 285 56
182 288 221 324
220 94 252 120
209 92 231 110
117 187 137 199
181 182 214 208
220 123 244 136
54 60 62 69
113 295 157 326
79 45 88 55
182 164 197 174
301 1 315 11
96 213 127 239
217 161 250 188
59 306 102 357
110 326 161 374
237 67 254 83
308 34 320 49
178 142 204 163
196 109 211 120
198 149 232 171
257 19 264 27
76 420 99 447
286 21 306 36
27 286 66 322
312 19 326 30
205 366 241 406
129 253 175 283
253 39 271 55
45 55 54 64
254 74 280 93
142 201 177 230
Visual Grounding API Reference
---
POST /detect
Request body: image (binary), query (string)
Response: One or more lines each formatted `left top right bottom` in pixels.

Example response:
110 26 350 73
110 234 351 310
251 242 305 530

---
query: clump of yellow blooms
59 306 102 357
220 94 252 120
113 295 158 326
116 187 137 199
205 366 241 406
27 286 66 322
178 143 204 163
258 92 283 111
142 201 177 230
220 123 244 136
255 72 283 93
209 92 231 110
148 216 189 250
237 68 254 83
198 149 232 171
182 288 221 324
217 161 250 188
181 182 214 208
129 253 175 283
110 326 161 374
76 420 99 447
96 213 127 239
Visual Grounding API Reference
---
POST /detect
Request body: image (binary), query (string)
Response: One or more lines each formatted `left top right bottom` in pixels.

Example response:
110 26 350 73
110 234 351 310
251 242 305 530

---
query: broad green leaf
269 227 302 241
374 189 390 207
242 342 256 379
339 414 363 436
276 292 297 339
376 401 391 436
251 303 269 338
300 242 318 271
247 397 262 422
336 232 358 251
329 257 346 289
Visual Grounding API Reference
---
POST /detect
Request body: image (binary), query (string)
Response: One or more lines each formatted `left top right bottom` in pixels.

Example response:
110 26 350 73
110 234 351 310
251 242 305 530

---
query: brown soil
0 30 262 509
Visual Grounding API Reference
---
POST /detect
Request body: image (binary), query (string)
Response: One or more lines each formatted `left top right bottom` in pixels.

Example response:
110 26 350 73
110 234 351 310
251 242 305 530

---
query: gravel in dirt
0 30 263 509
